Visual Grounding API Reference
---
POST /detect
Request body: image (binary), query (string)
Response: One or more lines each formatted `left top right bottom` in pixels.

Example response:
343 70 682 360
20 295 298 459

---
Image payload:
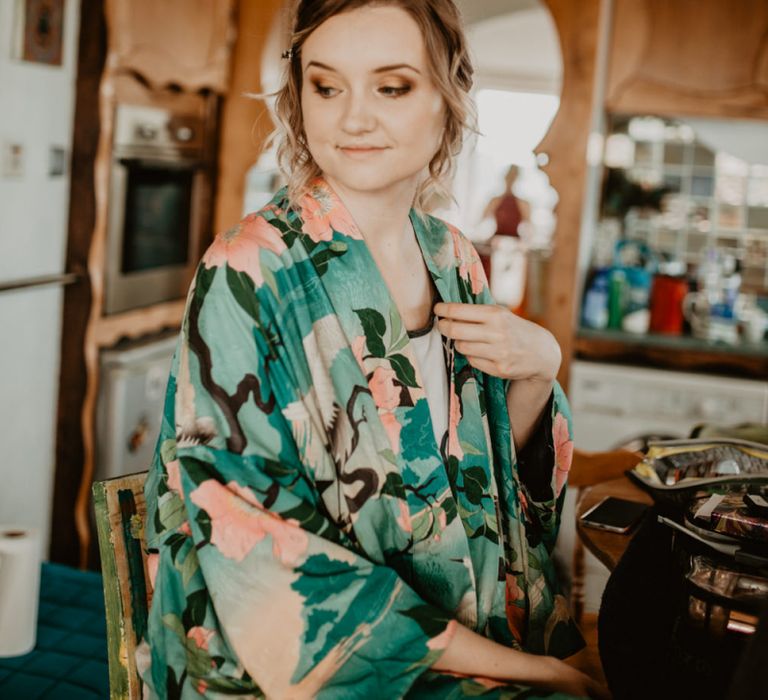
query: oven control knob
175 126 194 142
135 124 158 140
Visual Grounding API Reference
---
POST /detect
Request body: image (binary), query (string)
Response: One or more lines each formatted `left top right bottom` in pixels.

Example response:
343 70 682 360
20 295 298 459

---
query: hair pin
281 48 294 60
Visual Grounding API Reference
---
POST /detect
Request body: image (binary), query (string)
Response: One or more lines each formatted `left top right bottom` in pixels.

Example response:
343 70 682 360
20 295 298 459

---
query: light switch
49 146 66 177
1 142 24 179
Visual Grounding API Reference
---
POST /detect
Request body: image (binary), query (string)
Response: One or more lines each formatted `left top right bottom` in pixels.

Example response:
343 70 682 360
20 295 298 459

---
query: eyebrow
304 60 421 75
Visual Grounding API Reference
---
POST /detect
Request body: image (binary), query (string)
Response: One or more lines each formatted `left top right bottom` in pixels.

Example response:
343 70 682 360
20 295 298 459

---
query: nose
340 88 377 134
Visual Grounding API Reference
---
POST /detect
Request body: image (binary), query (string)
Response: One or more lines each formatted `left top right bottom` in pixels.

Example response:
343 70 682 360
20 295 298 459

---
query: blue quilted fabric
0 562 109 699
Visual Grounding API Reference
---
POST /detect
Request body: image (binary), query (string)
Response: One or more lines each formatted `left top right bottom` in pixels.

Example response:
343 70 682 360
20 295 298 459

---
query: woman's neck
323 174 418 258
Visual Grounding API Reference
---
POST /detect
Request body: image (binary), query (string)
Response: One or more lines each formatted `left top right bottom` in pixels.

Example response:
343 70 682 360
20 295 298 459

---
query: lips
339 145 387 158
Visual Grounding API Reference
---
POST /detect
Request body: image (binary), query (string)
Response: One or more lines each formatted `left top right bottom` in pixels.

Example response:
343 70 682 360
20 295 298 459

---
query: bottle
608 269 627 330
582 268 610 329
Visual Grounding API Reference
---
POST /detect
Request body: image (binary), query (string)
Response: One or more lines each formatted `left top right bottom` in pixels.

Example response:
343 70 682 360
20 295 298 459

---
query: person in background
483 164 531 239
478 165 531 314
137 1 607 697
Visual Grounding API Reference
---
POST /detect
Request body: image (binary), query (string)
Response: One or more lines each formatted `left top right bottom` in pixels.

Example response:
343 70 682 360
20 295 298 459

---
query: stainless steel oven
105 103 212 314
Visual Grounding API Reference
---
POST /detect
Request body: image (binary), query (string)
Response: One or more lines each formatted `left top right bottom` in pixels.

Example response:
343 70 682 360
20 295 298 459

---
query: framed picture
13 0 65 66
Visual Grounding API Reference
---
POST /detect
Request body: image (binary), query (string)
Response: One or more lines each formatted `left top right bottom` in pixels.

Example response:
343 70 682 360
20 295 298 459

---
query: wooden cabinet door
606 0 768 120
105 0 237 93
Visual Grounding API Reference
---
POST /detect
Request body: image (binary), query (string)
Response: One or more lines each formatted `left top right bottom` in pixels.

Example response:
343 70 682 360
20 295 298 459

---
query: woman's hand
432 622 610 699
434 302 561 383
534 656 612 699
434 302 561 450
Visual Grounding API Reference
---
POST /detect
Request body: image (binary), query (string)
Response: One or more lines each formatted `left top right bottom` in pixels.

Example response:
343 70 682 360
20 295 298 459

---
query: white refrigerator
0 0 82 557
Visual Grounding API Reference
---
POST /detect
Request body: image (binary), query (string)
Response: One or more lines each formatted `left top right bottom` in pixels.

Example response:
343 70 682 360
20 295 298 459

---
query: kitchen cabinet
606 0 768 120
570 360 768 451
105 0 237 93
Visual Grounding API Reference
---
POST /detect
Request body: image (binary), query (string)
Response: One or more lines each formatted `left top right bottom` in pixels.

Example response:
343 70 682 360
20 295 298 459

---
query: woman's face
300 5 446 198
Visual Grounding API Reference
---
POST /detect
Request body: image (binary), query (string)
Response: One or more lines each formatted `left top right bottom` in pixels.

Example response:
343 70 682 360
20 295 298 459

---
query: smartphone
579 496 649 534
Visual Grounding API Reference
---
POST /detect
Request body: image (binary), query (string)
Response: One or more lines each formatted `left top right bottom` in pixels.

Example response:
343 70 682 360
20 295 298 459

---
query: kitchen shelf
575 327 768 379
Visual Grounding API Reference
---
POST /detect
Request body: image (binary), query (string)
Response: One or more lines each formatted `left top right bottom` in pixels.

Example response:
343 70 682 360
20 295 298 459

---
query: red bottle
649 274 688 335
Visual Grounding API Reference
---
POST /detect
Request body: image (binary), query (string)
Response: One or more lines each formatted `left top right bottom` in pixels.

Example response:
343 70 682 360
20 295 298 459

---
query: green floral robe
137 177 584 699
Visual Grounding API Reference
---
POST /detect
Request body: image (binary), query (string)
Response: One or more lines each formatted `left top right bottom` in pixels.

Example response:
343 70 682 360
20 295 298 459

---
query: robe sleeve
513 382 574 553
162 258 456 698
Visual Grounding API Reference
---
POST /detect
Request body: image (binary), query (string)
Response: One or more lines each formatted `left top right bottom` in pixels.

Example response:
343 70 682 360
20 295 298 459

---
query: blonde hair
270 0 477 214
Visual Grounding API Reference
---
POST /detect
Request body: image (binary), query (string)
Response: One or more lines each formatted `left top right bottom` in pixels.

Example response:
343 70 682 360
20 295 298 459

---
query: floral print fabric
138 177 583 699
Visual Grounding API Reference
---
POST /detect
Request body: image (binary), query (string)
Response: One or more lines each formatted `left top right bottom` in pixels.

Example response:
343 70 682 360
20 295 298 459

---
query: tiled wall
594 115 768 294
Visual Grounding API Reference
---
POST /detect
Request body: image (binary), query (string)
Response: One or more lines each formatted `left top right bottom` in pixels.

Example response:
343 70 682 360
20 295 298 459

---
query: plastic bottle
582 269 610 329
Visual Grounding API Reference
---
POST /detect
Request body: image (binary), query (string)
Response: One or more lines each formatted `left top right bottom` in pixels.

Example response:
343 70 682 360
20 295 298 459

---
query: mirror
582 113 768 344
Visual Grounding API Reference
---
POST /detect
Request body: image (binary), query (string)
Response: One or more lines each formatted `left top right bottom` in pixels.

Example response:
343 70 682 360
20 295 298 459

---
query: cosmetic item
608 268 627 329
582 268 610 329
649 273 688 335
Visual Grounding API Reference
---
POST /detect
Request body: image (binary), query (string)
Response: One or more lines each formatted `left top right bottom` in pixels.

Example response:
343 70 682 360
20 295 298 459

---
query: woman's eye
312 83 339 98
380 85 411 97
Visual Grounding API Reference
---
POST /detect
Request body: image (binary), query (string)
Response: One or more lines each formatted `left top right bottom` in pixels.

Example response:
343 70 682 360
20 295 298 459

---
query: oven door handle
117 157 205 171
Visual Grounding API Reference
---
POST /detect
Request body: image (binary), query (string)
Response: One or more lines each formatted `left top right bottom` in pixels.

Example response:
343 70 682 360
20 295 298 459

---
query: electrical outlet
2 142 25 179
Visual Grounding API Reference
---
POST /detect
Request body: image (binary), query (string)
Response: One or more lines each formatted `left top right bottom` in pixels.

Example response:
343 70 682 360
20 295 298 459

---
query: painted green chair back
92 471 151 700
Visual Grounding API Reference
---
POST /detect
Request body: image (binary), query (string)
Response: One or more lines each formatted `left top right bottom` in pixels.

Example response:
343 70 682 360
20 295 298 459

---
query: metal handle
0 272 79 295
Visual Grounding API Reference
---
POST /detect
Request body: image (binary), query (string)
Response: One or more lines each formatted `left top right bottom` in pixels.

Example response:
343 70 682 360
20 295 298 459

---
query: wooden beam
214 0 285 236
52 0 107 566
538 0 601 391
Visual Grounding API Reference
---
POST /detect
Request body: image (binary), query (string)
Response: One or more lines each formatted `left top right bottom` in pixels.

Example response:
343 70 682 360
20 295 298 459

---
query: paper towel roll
0 526 41 657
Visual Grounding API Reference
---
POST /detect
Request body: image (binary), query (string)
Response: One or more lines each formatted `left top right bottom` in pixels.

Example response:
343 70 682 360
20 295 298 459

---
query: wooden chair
92 471 152 700
568 449 644 624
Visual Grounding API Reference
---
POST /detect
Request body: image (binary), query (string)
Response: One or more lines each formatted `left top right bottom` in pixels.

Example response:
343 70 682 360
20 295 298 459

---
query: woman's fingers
437 317 494 341
463 355 496 374
434 302 500 322
456 340 493 358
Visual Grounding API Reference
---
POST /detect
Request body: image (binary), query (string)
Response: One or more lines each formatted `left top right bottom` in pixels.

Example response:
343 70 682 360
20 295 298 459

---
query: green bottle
608 269 627 330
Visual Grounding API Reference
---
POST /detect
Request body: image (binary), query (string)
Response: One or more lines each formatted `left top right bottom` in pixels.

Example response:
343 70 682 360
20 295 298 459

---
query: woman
137 2 606 698
482 165 530 239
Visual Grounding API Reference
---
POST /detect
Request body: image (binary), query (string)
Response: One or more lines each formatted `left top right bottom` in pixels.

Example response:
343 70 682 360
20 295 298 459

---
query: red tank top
494 194 522 237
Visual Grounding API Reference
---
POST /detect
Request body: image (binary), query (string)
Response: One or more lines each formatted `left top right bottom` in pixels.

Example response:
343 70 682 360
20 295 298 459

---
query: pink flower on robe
146 553 159 590
165 459 182 495
351 335 367 372
300 180 362 242
380 411 402 455
447 388 464 460
189 479 309 564
202 214 287 285
518 488 530 519
466 258 487 295
553 412 574 497
369 366 400 410
187 626 215 651
369 366 404 453
504 573 525 643
196 679 209 694
447 222 487 295
396 499 412 534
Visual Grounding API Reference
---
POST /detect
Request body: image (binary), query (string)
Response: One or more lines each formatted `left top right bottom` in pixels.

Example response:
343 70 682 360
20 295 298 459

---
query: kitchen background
1 0 767 617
